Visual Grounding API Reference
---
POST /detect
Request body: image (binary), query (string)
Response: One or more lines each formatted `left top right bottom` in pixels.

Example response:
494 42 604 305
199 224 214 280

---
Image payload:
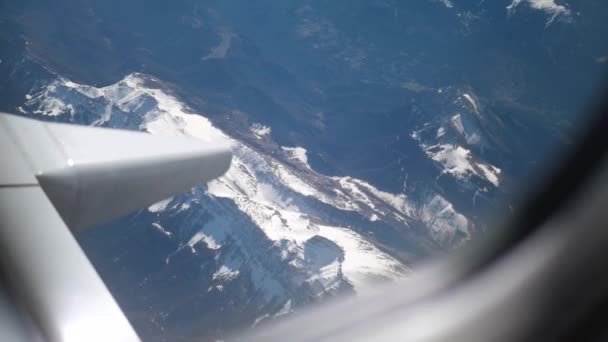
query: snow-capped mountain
410 88 503 189
18 72 477 338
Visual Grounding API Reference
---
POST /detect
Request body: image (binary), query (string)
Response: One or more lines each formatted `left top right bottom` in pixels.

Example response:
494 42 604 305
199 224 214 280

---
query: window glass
1 1 606 341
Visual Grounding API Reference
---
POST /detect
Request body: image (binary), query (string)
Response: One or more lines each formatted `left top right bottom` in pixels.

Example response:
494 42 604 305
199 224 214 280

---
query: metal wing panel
0 122 38 186
2 113 232 231
0 186 141 342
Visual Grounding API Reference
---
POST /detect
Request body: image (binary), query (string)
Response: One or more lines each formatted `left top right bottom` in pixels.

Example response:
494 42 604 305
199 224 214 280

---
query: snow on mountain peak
282 146 310 169
507 0 571 25
462 93 479 114
21 72 475 311
410 89 502 188
250 123 272 139
418 143 501 187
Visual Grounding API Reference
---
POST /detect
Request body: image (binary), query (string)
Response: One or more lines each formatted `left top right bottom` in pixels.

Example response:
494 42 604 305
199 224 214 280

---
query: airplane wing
0 113 232 342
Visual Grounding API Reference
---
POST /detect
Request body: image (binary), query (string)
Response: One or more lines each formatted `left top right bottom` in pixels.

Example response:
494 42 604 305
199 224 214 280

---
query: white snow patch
316 225 407 290
421 144 501 186
507 0 571 24
436 126 446 138
250 123 271 138
252 314 271 327
430 144 474 179
478 164 502 187
189 231 222 250
275 300 293 317
178 202 191 212
282 146 310 168
34 97 74 116
24 80 77 117
349 178 412 219
451 114 466 137
273 163 319 198
213 265 240 281
304 258 343 293
462 93 479 113
450 114 480 145
417 195 471 247
131 79 229 144
151 222 173 237
337 177 377 211
148 197 173 213
438 0 454 8
63 80 104 98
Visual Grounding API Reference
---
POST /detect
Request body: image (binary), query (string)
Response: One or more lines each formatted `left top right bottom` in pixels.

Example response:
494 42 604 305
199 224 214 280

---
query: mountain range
1 0 607 341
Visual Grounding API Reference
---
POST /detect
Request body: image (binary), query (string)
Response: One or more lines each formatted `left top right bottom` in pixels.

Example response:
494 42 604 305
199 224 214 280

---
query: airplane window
1 1 606 341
